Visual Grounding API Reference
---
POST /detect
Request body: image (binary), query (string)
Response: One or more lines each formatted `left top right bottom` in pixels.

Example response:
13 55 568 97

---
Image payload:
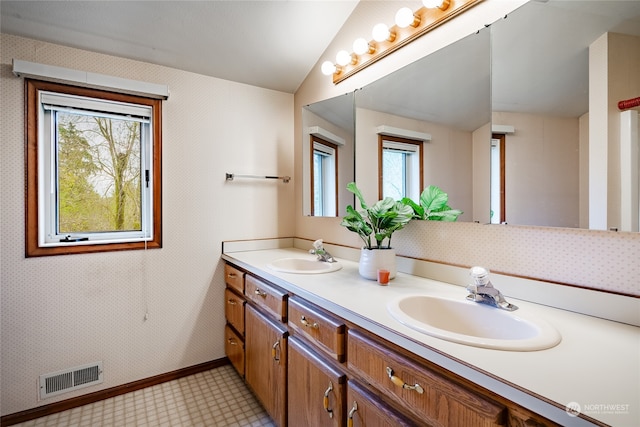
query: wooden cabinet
224 265 246 378
346 379 416 427
245 304 288 427
222 261 561 427
348 329 506 426
288 337 346 427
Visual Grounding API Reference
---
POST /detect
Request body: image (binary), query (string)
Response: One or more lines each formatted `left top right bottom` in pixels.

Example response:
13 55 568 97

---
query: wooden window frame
378 135 424 200
25 79 162 257
310 135 339 216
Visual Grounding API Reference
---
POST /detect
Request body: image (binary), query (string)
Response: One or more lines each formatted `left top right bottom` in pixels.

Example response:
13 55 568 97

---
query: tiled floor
14 364 275 427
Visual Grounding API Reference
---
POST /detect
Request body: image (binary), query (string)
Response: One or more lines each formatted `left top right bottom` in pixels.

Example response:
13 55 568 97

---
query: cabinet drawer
225 325 244 377
245 275 288 322
224 264 245 293
346 379 415 427
347 329 506 426
288 296 345 362
225 288 245 335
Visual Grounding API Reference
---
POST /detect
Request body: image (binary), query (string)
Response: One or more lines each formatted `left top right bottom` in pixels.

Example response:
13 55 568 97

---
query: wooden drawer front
224 264 245 293
288 296 345 362
346 379 415 427
347 330 505 426
225 325 244 377
225 288 245 335
245 274 288 322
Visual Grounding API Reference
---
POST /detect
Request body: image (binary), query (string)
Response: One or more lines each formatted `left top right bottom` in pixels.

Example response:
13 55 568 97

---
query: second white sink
387 294 561 351
267 257 342 274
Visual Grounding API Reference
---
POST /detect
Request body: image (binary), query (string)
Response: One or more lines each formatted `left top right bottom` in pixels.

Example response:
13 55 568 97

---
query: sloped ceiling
0 0 359 93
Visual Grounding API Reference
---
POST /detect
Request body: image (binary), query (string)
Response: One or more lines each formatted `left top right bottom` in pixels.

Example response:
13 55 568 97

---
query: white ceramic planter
358 248 397 281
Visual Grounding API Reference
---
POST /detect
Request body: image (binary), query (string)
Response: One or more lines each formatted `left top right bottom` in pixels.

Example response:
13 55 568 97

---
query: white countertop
222 247 640 427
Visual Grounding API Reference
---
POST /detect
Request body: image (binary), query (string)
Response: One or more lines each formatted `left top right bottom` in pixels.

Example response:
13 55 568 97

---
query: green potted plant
341 182 462 281
340 182 414 280
401 185 463 222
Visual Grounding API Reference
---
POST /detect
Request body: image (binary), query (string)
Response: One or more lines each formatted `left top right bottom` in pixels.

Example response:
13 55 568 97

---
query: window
379 135 423 201
311 136 338 216
26 80 162 256
490 133 506 224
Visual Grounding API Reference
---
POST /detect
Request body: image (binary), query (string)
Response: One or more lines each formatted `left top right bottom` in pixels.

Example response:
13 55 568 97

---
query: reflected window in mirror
311 135 338 216
490 134 506 224
378 135 423 201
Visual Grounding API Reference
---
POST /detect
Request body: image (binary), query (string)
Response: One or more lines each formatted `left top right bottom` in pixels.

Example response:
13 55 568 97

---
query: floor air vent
39 362 103 399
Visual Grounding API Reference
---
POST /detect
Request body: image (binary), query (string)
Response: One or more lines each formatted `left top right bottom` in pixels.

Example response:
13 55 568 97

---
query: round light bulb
321 61 337 76
422 0 443 8
353 38 370 55
372 23 390 42
395 7 415 28
336 50 352 66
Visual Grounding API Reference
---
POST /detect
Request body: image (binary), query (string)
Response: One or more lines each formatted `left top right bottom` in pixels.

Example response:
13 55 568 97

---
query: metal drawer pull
254 288 267 298
347 401 358 427
300 315 319 329
271 340 281 362
227 338 237 346
323 381 334 418
386 366 424 394
227 272 237 278
227 298 237 305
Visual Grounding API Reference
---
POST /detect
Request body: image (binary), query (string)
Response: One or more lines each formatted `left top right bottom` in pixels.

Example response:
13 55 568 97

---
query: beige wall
0 33 294 415
293 0 639 295
492 111 579 228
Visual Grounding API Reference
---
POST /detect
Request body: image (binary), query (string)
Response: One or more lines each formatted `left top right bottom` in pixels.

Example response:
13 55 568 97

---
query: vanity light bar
308 126 346 146
12 59 170 99
324 0 483 84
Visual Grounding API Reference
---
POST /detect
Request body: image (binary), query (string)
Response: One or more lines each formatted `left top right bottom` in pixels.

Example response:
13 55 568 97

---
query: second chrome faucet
466 266 518 311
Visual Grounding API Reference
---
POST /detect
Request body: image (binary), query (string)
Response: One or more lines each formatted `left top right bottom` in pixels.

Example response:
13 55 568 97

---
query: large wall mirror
302 0 640 230
354 27 492 224
492 0 640 231
302 93 354 217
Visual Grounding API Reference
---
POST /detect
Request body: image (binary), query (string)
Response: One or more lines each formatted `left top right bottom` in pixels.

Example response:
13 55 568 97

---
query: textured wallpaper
395 221 639 296
0 33 294 415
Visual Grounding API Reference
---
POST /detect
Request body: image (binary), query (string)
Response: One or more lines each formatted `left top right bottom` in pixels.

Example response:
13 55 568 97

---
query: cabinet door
288 337 346 427
245 304 288 427
346 379 416 427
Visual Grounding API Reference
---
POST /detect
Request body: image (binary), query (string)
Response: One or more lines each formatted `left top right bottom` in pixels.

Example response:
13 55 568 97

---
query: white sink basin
266 257 342 274
387 295 561 351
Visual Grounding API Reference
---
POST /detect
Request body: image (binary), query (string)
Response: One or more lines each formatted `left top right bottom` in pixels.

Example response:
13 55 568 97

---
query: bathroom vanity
221 241 638 427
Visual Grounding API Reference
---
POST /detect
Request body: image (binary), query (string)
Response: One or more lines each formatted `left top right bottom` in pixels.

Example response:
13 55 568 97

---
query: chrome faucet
466 266 518 311
309 239 336 263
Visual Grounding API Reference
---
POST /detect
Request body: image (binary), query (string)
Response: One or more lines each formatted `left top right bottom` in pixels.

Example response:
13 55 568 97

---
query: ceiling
0 0 359 93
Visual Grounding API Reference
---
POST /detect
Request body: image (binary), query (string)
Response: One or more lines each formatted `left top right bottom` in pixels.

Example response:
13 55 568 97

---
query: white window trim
313 140 337 216
382 139 421 200
37 90 154 247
